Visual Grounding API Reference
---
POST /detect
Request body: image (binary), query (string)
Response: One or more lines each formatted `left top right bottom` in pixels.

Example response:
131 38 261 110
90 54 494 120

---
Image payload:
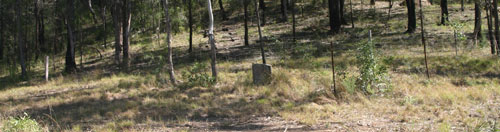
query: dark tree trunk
36 0 46 54
163 0 177 85
218 0 227 20
255 0 265 64
406 0 416 33
473 0 481 43
112 0 122 64
461 0 464 11
418 0 430 78
341 0 347 24
329 0 341 33
292 0 296 42
16 0 27 78
0 2 3 61
101 2 107 48
486 0 497 54
259 0 266 26
494 0 500 54
65 0 77 73
188 0 193 53
244 0 249 46
440 0 449 25
281 0 288 22
122 0 131 69
350 0 354 28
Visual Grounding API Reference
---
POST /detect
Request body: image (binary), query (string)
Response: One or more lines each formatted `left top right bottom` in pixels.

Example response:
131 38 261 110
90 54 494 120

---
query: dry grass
1 1 500 131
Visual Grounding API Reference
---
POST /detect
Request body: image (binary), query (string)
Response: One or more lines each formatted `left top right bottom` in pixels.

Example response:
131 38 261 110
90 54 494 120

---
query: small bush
2 113 42 132
181 62 215 88
355 40 391 94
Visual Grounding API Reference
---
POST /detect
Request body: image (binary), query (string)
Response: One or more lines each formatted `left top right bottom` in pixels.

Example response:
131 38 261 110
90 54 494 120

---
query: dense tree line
0 0 498 81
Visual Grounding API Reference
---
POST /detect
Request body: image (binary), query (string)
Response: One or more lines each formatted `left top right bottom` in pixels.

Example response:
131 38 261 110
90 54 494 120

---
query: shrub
355 40 391 94
2 113 42 132
181 62 215 88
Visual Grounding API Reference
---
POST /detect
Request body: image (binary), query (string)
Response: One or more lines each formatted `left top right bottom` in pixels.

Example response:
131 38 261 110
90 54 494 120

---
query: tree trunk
350 0 354 28
418 0 430 78
260 0 266 26
244 0 249 46
112 0 122 65
16 0 27 78
340 0 347 25
292 0 296 42
101 3 107 48
0 2 3 61
207 0 218 81
122 0 131 69
487 0 497 54
406 0 416 33
255 0 266 64
473 0 481 44
281 0 288 22
36 0 46 54
218 0 227 20
163 0 177 85
188 0 193 53
440 0 449 25
494 0 500 54
65 0 77 73
461 0 464 11
329 0 341 33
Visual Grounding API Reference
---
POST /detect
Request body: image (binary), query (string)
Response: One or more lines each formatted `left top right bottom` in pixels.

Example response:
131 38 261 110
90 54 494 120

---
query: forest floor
1 1 500 132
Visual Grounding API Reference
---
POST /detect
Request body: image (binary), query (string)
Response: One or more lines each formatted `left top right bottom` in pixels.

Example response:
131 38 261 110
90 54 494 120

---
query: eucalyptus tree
65 0 78 73
440 0 449 25
163 0 177 84
207 0 218 80
16 0 27 78
406 0 416 33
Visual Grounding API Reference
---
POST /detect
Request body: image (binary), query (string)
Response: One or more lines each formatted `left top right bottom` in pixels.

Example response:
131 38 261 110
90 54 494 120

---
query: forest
0 0 500 131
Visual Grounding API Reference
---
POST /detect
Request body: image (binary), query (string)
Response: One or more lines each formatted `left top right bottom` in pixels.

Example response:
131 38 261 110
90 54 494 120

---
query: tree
244 0 249 46
207 0 218 81
255 0 266 64
259 0 266 26
418 0 430 78
494 0 500 54
461 0 464 11
101 1 108 48
473 0 481 44
486 0 497 54
340 0 347 24
35 0 46 56
440 0 449 25
112 0 123 65
329 0 341 33
122 0 132 69
292 0 296 42
65 0 78 73
406 0 416 33
16 0 27 78
162 0 177 85
188 0 193 53
218 0 227 20
281 0 288 22
0 0 3 61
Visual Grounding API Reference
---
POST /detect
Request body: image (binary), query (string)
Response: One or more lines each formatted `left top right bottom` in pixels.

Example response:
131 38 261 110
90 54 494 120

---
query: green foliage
181 62 215 88
448 20 467 41
355 40 391 94
2 113 42 132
